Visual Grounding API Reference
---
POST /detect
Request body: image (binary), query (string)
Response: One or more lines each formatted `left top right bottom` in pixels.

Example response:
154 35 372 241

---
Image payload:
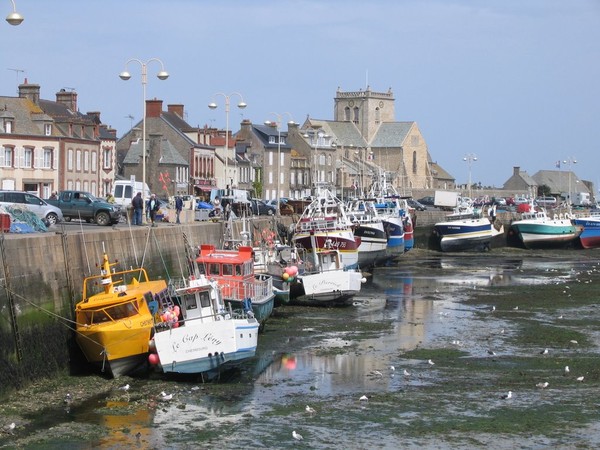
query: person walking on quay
148 194 160 227
131 192 144 225
175 195 183 224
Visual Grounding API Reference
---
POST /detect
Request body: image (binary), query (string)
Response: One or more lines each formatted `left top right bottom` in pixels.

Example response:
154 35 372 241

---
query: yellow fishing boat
75 252 169 377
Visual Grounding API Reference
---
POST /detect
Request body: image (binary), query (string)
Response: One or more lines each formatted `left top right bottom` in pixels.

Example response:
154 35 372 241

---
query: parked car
250 198 276 216
407 199 426 211
0 190 64 225
46 190 121 226
418 196 435 206
514 196 529 205
535 196 558 208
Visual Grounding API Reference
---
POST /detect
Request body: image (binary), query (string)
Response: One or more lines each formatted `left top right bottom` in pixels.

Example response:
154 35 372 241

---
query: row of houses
3 80 591 203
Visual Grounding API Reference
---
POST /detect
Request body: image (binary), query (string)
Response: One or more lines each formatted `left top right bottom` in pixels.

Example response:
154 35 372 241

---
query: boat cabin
177 277 224 322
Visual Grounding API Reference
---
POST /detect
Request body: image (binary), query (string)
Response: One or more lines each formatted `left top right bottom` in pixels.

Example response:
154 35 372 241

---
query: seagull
305 405 316 414
570 340 578 345
487 350 497 356
540 348 549 355
564 366 570 375
118 384 130 391
64 393 72 404
513 306 519 310
2 422 16 434
372 370 383 377
576 376 585 382
536 382 549 389
292 430 304 441
390 365 396 372
159 391 173 401
403 369 411 377
500 391 512 400
428 359 435 366
359 395 369 401
491 306 496 312
558 315 564 319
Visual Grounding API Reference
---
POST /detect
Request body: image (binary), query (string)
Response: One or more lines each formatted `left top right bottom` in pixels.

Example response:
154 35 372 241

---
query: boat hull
293 231 359 269
76 323 154 378
434 218 502 252
382 217 405 253
574 217 600 249
510 221 581 249
153 318 259 374
354 222 389 268
289 269 363 306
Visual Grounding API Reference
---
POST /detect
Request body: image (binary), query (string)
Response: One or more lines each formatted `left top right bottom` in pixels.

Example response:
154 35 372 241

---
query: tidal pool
1 249 599 449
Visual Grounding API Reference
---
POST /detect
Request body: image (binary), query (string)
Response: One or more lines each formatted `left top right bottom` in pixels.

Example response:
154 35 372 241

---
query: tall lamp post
119 58 169 222
5 0 23 25
265 113 296 215
563 157 577 206
463 153 477 201
208 93 247 190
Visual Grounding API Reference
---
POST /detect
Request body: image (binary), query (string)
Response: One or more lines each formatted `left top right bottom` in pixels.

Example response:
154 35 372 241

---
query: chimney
513 166 520 176
167 104 184 118
87 111 101 123
56 89 78 111
146 99 163 118
18 79 41 105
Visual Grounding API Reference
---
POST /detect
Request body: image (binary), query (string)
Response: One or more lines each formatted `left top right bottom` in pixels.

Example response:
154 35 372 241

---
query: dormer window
4 120 13 133
269 136 276 144
44 124 52 136
279 136 286 145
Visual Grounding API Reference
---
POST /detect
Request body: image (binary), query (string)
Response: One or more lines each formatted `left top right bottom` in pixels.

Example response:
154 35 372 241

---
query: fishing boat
289 245 365 306
196 244 275 327
346 199 389 268
433 204 504 252
149 274 259 375
573 211 600 249
75 251 168 378
292 187 359 270
253 242 294 306
508 207 582 249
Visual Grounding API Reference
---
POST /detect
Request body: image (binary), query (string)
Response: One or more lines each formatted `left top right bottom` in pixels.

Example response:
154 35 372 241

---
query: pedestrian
148 194 160 227
131 192 144 225
175 195 183 224
49 192 57 200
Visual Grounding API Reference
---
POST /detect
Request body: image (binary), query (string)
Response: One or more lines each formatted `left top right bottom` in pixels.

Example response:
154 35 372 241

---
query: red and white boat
196 244 275 328
292 187 359 270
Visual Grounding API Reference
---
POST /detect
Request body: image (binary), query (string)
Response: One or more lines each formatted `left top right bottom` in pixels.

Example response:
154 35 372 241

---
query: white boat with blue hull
434 205 504 252
150 275 259 375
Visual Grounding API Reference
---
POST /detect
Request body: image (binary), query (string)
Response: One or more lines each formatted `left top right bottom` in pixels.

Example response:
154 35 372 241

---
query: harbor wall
0 218 281 394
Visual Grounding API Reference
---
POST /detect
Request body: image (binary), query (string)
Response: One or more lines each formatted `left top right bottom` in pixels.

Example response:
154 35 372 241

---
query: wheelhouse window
209 263 220 276
222 264 233 276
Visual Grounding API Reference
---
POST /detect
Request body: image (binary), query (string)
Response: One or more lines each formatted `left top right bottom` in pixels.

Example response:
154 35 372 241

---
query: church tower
333 86 395 142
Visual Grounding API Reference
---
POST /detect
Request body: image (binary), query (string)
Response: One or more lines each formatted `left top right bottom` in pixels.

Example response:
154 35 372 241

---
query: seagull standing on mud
536 382 549 389
540 348 549 355
359 395 369 401
292 430 303 441
305 405 316 414
564 366 570 376
403 369 411 377
500 391 512 399
428 359 435 366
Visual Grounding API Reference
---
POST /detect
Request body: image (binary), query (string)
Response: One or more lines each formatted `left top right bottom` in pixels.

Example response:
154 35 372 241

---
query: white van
112 180 152 207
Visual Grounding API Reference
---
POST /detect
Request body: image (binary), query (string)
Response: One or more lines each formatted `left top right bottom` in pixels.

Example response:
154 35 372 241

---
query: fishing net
0 205 48 233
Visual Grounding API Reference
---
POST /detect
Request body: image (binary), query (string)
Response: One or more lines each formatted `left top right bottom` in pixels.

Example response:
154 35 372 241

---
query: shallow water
2 249 600 449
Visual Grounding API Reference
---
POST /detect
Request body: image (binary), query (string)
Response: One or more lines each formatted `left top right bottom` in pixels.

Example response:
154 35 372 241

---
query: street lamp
463 153 477 201
563 157 577 207
5 0 23 25
208 93 247 190
119 58 169 222
265 113 296 215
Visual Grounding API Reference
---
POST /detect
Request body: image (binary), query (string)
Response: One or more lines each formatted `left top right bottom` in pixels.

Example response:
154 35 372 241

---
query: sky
3 0 600 190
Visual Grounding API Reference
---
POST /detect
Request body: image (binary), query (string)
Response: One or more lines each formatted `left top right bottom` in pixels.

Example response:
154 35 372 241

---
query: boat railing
218 275 273 302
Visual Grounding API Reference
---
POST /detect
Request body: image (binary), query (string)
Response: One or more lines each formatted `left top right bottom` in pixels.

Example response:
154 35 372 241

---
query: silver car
0 190 64 225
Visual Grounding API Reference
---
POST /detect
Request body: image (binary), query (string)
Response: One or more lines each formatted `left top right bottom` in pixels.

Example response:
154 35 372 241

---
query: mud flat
1 249 600 448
